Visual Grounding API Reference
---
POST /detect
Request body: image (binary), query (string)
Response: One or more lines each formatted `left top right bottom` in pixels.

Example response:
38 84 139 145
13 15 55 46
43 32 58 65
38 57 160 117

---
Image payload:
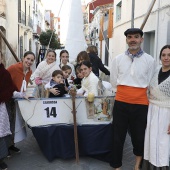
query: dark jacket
88 52 110 77
73 77 82 89
49 84 67 98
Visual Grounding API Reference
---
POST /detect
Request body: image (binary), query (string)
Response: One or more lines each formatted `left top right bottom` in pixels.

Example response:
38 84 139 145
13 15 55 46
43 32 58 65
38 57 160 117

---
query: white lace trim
149 67 170 107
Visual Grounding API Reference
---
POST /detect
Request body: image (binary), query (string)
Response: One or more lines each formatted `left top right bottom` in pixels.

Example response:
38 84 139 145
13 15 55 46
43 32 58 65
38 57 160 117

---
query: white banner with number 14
42 100 60 123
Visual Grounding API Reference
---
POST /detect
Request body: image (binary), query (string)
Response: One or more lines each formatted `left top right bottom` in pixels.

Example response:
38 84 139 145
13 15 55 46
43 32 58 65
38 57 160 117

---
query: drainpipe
131 0 135 28
155 0 160 64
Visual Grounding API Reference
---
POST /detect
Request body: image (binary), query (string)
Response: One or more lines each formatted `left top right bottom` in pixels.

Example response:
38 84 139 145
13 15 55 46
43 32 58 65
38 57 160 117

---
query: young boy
49 70 67 98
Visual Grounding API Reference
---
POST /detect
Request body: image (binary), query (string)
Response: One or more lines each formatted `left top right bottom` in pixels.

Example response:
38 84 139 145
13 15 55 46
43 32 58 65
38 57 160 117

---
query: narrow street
5 128 135 170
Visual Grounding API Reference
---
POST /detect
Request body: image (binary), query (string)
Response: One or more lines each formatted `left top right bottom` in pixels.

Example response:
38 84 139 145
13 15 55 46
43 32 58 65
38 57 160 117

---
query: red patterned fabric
0 63 16 103
7 62 32 91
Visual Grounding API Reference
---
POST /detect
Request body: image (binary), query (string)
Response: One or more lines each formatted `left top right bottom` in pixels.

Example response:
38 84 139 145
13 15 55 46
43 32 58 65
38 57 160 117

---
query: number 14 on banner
42 100 60 123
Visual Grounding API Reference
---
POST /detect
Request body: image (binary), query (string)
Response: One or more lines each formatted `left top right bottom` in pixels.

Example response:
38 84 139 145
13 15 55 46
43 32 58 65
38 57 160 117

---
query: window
18 0 21 22
143 31 155 57
29 39 32 51
33 0 35 9
20 36 23 59
103 30 109 66
116 1 122 22
167 21 170 44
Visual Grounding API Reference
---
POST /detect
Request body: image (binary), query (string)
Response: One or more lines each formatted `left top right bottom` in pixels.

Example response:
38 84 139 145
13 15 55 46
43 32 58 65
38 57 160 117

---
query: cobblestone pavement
5 128 135 170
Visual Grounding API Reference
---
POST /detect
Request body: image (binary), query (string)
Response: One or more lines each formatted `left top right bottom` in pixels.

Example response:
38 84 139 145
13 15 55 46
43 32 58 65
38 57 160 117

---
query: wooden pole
69 88 79 163
0 30 19 62
140 0 157 30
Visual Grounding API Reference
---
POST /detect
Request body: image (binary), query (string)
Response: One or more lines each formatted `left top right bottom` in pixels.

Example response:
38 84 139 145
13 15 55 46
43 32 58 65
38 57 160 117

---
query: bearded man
109 28 155 170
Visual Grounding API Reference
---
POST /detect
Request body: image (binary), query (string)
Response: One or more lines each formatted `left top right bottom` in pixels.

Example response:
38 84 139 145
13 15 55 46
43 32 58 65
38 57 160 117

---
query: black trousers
109 100 148 168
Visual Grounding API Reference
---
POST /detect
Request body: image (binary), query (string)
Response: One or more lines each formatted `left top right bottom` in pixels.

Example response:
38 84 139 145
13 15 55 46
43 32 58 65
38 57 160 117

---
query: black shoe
6 150 11 158
9 145 20 153
0 161 8 170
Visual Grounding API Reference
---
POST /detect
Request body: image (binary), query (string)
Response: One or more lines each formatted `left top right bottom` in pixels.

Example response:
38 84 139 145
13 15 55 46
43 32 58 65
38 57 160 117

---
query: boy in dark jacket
49 70 67 98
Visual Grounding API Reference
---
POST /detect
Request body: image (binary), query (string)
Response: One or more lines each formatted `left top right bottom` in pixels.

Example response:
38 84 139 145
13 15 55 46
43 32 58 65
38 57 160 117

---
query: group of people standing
109 28 170 170
0 46 110 169
33 46 110 98
0 27 170 170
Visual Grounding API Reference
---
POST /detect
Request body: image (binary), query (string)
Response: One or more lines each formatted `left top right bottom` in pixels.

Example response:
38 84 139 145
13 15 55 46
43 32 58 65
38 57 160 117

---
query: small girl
61 65 72 92
57 50 76 80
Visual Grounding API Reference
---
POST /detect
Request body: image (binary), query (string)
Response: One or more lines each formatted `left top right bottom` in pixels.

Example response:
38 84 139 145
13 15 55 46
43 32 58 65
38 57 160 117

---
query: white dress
144 103 170 167
144 67 170 167
0 103 11 138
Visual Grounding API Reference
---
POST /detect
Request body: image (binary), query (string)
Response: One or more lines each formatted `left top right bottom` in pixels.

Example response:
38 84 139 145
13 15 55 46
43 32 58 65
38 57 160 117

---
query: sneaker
6 150 11 158
0 161 8 170
9 145 20 153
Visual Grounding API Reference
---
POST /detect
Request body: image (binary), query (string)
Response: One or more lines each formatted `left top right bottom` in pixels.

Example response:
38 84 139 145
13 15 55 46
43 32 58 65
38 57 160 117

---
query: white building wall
18 0 33 58
89 9 100 46
39 2 45 31
112 0 170 64
32 0 45 56
5 0 18 66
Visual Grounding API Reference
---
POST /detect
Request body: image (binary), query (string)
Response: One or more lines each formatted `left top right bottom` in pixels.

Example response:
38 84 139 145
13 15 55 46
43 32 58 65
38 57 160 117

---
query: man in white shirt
109 28 155 170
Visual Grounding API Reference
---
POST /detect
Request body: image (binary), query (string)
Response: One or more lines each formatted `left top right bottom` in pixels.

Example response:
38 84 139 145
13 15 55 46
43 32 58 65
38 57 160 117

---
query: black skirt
142 160 169 170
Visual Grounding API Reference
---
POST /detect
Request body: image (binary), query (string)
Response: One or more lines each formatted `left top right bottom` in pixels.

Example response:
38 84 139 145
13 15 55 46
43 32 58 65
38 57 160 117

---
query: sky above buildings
42 0 91 16
42 0 70 43
42 0 92 44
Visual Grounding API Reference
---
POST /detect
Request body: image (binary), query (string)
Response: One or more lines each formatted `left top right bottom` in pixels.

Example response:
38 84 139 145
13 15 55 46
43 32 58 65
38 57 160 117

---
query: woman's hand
167 124 170 134
35 77 42 85
49 88 60 96
23 95 31 102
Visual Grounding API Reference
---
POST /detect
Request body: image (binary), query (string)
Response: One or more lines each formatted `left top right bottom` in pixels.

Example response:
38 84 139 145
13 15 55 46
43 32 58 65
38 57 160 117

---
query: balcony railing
27 16 33 29
18 10 26 25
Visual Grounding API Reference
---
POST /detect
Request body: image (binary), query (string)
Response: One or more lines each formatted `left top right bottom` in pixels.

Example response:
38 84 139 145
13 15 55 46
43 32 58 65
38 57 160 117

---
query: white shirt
77 71 99 96
110 52 155 92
